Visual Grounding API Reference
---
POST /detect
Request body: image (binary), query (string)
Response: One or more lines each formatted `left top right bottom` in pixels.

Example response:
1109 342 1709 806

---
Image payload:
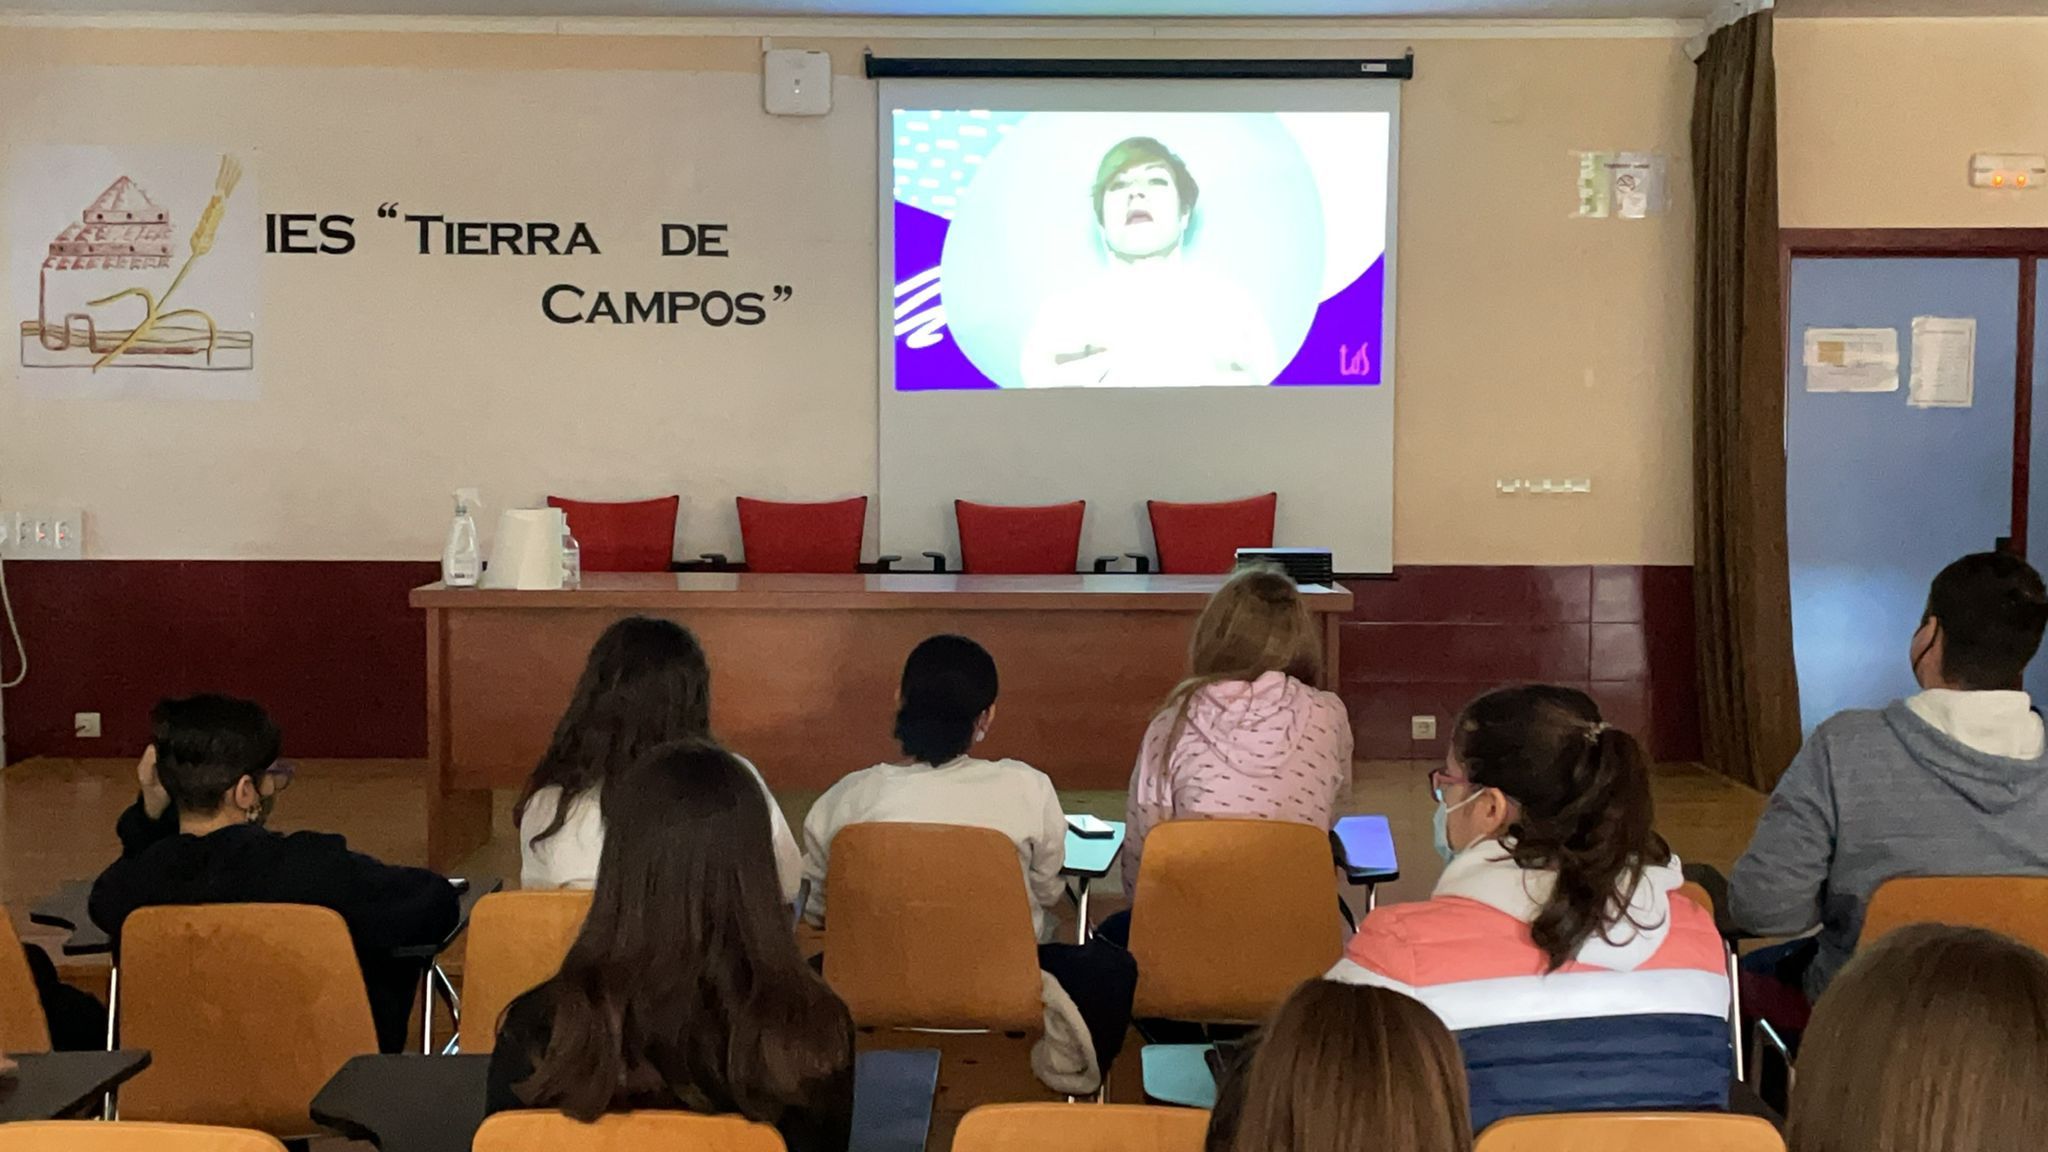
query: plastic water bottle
442 488 482 588
561 520 582 589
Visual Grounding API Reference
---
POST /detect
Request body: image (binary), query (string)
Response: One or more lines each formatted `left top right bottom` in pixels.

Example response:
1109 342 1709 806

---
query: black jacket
88 797 460 1053
486 981 855 1152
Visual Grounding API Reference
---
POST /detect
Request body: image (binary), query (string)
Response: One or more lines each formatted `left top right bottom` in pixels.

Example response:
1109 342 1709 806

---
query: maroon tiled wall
1 561 1699 765
1338 565 1699 762
1 560 438 762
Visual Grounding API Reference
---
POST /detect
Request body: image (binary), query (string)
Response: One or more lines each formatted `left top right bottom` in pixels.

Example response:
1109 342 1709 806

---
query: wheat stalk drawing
87 153 241 371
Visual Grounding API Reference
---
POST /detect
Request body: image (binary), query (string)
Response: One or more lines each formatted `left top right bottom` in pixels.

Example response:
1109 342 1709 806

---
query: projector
1235 548 1334 587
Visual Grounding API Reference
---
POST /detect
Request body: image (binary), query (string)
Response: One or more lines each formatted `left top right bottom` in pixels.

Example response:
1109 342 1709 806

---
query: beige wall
1779 16 2048 228
0 21 1696 565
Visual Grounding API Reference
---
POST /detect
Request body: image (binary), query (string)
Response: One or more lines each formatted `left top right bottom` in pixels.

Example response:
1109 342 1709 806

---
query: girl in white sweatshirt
516 617 802 899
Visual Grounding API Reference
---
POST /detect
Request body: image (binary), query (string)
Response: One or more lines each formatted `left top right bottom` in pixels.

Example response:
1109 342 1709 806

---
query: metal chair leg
418 966 434 1055
1727 946 1745 1082
101 964 120 1120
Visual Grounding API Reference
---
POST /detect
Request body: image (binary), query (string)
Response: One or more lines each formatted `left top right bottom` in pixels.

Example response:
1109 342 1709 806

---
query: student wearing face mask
1731 551 2048 1039
89 695 459 1053
1327 685 1731 1131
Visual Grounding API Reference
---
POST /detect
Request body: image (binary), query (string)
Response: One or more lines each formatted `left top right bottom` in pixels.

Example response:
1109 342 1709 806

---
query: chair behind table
0 1121 289 1152
1144 494 1278 575
735 496 869 573
954 1102 1209 1152
457 889 594 1054
116 904 378 1138
0 909 53 1052
1860 875 2048 953
1127 819 1343 1023
546 495 680 573
474 1110 786 1152
954 500 1087 575
1474 1111 1785 1152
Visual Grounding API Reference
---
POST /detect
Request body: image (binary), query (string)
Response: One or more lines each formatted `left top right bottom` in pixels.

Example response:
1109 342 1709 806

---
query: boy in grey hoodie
1731 551 2048 1004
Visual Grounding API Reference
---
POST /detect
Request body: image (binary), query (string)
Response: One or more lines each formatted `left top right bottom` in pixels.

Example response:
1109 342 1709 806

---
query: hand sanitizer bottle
561 517 582 589
443 488 482 588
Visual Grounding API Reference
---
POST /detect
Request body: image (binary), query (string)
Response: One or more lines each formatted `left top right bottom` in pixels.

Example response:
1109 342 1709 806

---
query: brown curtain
1691 10 1801 792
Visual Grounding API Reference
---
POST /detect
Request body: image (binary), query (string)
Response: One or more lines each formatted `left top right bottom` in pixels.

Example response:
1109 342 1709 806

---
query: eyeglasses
263 759 297 793
1426 766 1471 805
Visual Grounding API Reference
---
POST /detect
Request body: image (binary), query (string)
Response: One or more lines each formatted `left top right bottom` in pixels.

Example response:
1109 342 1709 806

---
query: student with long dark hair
1788 924 2048 1152
1327 685 1729 1129
516 616 801 899
488 739 854 1151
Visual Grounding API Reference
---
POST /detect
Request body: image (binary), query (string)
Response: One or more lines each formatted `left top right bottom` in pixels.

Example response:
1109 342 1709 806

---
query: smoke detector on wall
764 49 832 117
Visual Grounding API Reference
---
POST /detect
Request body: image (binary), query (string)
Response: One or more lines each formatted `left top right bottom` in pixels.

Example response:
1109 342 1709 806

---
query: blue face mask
1432 788 1486 864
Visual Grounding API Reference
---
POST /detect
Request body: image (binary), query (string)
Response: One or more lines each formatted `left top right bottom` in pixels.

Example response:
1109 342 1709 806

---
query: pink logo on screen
1339 342 1372 378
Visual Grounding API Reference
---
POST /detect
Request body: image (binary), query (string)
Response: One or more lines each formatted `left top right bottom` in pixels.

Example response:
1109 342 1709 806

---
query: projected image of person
1018 137 1276 389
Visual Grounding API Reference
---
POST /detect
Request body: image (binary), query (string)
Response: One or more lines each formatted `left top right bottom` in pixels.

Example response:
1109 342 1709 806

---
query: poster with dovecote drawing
8 146 259 399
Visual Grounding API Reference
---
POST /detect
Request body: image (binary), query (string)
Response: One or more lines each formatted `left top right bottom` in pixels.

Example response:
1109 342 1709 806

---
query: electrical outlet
74 712 102 739
0 508 84 559
1411 715 1439 741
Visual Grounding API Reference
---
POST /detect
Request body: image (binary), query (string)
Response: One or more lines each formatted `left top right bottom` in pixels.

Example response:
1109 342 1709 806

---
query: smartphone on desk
1067 814 1116 839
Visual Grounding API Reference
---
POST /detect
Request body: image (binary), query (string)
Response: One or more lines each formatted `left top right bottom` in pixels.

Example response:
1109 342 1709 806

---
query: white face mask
1432 788 1487 864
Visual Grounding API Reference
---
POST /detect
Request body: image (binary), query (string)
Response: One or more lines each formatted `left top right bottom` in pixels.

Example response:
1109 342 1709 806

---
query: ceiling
8 0 2033 22
0 0 1722 20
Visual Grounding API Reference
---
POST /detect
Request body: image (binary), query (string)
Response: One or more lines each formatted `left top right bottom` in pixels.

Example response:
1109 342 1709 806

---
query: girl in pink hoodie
1122 566 1353 895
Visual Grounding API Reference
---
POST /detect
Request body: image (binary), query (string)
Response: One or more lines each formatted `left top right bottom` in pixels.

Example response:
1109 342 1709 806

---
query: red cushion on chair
546 495 679 573
955 500 1086 575
736 496 868 573
1147 493 1279 574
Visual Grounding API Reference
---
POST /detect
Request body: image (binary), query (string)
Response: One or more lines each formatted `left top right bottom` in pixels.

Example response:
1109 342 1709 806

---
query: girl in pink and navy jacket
1122 566 1352 896
1327 686 1731 1133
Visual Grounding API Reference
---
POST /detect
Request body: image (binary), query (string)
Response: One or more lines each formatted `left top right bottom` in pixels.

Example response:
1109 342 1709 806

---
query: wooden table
413 573 1352 868
0 1051 151 1122
310 1048 940 1152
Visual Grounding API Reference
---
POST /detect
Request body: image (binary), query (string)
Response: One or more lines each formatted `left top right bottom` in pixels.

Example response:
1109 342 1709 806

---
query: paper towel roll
483 507 566 590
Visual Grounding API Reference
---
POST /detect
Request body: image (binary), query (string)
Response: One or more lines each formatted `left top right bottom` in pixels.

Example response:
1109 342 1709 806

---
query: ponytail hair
1452 684 1668 971
893 635 999 766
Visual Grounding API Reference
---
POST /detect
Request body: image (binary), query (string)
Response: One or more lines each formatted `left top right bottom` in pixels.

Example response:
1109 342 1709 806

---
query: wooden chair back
954 1103 1210 1152
823 822 1043 1032
1127 820 1343 1021
473 1110 786 1152
0 1122 288 1151
1862 875 2048 953
117 904 378 1136
1475 1112 1785 1152
458 890 593 1053
0 910 52 1052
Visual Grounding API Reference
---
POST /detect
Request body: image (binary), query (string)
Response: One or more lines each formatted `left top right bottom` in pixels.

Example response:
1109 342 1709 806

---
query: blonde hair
1789 923 2048 1152
1154 566 1321 773
1219 980 1472 1152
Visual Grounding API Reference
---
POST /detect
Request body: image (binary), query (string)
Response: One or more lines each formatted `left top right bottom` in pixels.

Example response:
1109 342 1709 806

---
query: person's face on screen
1098 162 1187 261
